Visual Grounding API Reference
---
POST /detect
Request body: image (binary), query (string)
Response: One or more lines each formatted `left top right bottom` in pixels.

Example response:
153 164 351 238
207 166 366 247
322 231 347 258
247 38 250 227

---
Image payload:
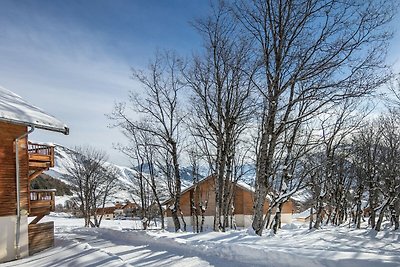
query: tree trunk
171 140 182 232
325 209 332 225
180 209 186 232
390 204 397 229
375 210 385 231
368 180 377 229
252 182 268 235
394 200 400 230
375 201 389 231
309 207 313 230
201 206 205 232
314 199 324 229
356 200 362 229
157 201 165 230
214 152 225 231
272 203 283 234
253 112 277 236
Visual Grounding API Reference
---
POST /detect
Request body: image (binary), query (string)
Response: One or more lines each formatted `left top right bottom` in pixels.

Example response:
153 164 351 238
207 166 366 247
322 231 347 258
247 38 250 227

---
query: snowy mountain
131 163 205 185
45 144 194 203
46 144 311 206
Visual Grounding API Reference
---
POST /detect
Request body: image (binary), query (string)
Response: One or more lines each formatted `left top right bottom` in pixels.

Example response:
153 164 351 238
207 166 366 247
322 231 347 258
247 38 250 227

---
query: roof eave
0 117 69 135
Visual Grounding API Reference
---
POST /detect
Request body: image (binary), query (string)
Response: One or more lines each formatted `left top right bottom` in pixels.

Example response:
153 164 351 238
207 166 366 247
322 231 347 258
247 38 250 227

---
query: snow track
3 215 400 267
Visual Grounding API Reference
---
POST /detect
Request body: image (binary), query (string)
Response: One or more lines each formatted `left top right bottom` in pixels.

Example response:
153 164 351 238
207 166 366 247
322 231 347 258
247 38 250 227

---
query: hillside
43 144 312 208
30 173 73 196
44 144 197 203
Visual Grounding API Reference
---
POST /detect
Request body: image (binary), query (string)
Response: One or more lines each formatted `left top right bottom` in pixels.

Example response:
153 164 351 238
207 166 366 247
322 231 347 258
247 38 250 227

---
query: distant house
0 87 69 263
163 175 293 229
96 206 116 220
96 201 140 220
122 201 140 218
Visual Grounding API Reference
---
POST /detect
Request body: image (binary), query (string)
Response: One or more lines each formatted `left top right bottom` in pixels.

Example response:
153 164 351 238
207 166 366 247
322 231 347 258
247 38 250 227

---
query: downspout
15 125 35 259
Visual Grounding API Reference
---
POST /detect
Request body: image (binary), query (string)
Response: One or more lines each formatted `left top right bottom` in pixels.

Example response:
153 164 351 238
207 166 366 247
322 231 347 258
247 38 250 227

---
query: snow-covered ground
3 214 400 267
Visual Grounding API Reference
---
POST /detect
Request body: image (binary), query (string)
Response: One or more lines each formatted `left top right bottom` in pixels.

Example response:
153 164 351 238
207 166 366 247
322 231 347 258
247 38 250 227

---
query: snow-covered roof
0 86 69 134
293 208 313 219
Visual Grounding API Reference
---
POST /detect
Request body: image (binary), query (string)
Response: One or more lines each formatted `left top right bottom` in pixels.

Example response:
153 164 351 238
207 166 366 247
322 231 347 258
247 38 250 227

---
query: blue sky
0 1 399 166
0 0 210 165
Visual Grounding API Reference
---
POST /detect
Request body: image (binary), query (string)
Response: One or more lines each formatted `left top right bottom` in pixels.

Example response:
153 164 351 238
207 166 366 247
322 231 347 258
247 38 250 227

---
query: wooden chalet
0 87 69 263
97 201 140 220
96 206 117 220
121 201 140 217
163 175 293 230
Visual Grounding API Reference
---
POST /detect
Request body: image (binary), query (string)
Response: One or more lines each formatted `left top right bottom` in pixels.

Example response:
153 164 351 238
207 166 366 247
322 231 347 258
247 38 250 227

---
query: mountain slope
45 145 194 203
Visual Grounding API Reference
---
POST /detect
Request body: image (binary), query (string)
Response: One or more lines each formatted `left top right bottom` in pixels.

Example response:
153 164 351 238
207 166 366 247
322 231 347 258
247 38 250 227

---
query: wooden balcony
28 142 55 170
29 189 56 218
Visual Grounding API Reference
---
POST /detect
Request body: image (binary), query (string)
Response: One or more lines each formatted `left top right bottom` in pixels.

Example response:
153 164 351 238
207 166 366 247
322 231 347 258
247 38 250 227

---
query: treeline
30 173 73 196
108 0 399 235
307 110 400 231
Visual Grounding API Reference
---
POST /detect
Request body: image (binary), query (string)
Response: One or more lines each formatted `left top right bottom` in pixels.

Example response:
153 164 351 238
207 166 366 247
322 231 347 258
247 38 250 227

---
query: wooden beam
29 154 52 162
29 214 45 225
29 169 45 181
29 207 50 217
29 161 50 169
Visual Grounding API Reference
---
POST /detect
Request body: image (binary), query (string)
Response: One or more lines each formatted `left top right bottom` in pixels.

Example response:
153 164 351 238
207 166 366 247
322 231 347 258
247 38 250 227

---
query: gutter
0 118 69 135
15 125 35 259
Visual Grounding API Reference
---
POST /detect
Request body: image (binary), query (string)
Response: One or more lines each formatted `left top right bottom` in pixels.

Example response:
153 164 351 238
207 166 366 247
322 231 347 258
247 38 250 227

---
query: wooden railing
28 142 55 168
29 189 56 216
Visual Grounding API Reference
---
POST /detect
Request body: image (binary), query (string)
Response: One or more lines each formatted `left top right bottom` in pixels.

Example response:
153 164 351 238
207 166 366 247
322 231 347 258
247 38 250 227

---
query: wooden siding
165 176 291 217
0 121 29 217
281 199 293 213
28 221 54 255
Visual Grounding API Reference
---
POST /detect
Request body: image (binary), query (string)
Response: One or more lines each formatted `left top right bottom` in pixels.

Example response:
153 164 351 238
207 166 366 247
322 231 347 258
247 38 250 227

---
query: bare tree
374 111 400 230
351 121 382 229
115 127 166 230
186 1 255 231
110 51 185 232
232 0 394 235
309 99 369 228
64 146 118 227
388 75 400 106
188 147 202 233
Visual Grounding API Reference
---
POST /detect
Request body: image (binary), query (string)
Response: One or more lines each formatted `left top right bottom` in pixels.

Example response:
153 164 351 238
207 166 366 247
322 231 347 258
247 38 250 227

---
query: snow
292 188 312 203
236 181 255 192
55 195 73 207
293 208 313 219
4 214 400 267
0 86 69 134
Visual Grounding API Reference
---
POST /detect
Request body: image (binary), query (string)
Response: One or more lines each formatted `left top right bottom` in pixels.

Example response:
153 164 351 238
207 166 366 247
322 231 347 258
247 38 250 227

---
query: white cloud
0 11 143 165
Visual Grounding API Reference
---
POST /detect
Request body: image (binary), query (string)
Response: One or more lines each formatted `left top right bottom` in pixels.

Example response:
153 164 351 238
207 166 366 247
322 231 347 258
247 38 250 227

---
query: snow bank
4 215 400 267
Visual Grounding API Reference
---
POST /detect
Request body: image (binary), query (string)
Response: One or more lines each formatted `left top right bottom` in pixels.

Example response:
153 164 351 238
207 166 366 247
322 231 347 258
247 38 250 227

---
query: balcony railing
29 189 56 216
28 142 55 168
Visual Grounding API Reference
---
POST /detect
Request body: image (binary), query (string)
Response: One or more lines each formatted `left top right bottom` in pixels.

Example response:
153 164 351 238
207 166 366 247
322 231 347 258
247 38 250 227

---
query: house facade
96 207 116 220
163 175 293 230
96 201 140 220
121 201 140 218
0 87 69 263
